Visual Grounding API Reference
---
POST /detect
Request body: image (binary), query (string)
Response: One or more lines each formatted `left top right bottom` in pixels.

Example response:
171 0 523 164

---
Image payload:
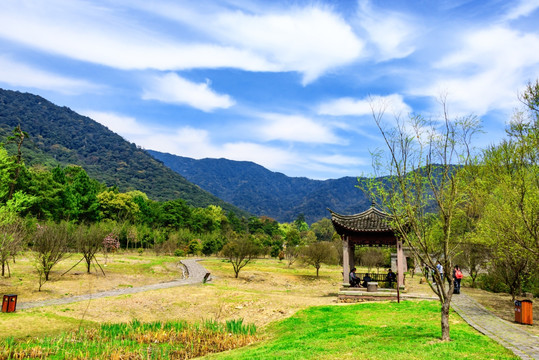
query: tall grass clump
0 319 257 360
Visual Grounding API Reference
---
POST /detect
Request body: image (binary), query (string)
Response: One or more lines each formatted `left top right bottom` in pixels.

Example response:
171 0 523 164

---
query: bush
174 248 185 257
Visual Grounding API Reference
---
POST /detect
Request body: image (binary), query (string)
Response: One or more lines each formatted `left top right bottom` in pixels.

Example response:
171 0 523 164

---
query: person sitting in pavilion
349 267 361 287
362 273 373 288
386 269 397 288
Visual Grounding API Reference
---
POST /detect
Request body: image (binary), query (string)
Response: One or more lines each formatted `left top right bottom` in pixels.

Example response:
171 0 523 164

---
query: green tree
5 125 29 200
221 232 261 278
284 228 302 268
97 189 140 221
310 218 335 242
301 241 337 277
363 97 480 341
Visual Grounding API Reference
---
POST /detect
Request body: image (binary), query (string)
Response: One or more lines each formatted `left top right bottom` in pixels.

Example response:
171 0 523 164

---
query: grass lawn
0 255 525 359
206 301 518 360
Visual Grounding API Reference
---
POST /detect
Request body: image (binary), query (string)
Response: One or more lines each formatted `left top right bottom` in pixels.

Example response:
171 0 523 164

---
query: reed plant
0 318 257 359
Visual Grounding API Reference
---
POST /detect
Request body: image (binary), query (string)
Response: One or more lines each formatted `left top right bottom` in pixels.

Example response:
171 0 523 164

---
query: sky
1 0 539 179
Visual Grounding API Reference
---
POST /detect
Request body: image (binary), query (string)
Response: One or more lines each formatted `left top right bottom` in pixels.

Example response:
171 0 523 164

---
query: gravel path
17 259 210 311
452 293 539 359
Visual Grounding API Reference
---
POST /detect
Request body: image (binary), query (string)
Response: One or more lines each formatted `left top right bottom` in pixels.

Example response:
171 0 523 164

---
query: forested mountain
0 88 248 217
147 150 372 223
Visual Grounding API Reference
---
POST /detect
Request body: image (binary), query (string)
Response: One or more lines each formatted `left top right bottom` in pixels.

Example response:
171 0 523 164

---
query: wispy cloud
0 1 362 84
318 94 411 117
0 56 98 94
142 73 235 112
254 113 342 144
504 0 539 20
355 0 418 61
81 111 149 136
412 26 539 116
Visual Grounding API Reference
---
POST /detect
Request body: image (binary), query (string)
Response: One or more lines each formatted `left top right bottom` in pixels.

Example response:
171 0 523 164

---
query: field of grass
206 301 518 360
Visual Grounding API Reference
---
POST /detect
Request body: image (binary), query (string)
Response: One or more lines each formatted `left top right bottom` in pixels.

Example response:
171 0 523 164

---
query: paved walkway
17 259 210 311
452 294 539 360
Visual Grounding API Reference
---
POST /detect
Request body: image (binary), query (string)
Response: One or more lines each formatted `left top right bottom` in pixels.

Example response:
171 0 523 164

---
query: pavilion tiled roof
328 206 393 233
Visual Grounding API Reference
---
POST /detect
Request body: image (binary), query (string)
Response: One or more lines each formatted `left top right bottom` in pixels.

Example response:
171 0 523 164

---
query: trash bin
2 294 17 313
514 299 533 325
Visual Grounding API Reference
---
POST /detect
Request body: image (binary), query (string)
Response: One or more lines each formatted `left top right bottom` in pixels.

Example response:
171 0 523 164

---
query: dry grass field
0 252 537 340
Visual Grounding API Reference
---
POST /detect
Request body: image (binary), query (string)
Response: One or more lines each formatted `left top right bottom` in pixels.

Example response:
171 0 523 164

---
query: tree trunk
316 266 320 277
441 298 451 341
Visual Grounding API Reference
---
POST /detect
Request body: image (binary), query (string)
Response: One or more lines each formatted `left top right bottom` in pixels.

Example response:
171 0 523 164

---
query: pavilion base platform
338 287 402 303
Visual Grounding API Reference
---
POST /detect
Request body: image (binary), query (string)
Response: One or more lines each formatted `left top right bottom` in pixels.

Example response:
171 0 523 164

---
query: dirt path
17 259 209 311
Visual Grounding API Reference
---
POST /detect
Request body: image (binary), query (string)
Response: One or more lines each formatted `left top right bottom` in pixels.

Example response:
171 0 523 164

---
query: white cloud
255 113 342 144
0 56 98 94
355 0 418 61
211 6 364 84
414 26 539 116
142 73 235 112
313 154 366 167
81 111 149 136
318 94 411 117
0 1 277 72
0 1 362 84
505 0 539 20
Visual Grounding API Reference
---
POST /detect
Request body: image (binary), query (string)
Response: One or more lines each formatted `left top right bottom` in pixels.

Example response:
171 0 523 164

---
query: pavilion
328 205 407 290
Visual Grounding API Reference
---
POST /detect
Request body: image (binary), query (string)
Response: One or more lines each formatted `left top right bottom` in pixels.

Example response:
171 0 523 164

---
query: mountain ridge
0 88 249 217
147 150 371 223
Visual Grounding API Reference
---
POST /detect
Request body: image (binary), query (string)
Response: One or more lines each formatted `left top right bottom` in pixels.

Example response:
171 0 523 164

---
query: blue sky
1 0 539 179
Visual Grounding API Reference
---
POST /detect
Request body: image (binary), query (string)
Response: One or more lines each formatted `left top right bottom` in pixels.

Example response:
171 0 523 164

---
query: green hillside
148 150 371 223
0 88 249 217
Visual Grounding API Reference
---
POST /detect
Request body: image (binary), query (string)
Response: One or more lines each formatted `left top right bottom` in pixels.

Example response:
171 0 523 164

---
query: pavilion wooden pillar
396 239 405 288
342 235 350 286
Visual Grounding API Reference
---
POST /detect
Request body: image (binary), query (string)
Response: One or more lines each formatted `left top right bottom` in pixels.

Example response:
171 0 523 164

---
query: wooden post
342 236 350 286
348 243 355 270
396 240 405 289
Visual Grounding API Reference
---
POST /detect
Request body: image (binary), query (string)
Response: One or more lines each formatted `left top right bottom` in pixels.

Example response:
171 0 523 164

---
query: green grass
0 319 256 359
205 301 518 360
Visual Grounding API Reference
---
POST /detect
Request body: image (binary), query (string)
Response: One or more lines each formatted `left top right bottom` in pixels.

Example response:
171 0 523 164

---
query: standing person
453 265 463 294
436 261 444 284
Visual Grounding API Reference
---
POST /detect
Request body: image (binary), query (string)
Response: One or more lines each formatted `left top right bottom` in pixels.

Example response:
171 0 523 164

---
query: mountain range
0 88 371 223
147 150 371 223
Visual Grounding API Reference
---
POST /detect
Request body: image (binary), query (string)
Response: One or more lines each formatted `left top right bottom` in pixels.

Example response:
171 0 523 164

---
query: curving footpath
451 294 539 360
17 259 210 311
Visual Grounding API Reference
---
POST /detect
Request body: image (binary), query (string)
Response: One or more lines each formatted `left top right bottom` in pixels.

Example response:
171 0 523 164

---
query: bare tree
0 210 25 277
33 221 72 290
65 222 111 275
363 96 480 341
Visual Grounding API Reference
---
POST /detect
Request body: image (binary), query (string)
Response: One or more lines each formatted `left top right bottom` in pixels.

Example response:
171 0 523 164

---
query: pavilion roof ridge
328 206 393 233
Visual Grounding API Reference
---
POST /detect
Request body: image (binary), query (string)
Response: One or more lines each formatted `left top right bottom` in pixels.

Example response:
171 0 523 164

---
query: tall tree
363 97 480 341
